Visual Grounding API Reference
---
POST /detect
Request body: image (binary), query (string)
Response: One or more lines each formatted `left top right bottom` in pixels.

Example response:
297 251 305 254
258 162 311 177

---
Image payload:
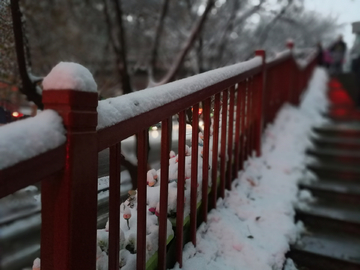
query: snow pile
42 62 97 92
97 57 261 130
95 132 213 270
32 257 40 270
0 110 66 169
95 195 175 270
172 68 329 270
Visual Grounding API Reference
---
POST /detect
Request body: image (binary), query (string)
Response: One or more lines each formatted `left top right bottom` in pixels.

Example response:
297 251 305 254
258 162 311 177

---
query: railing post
254 50 266 157
286 39 294 50
41 65 98 270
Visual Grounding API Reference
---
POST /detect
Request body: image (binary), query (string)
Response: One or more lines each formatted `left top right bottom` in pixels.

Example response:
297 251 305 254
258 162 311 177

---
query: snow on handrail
97 57 262 130
266 47 318 70
266 49 292 66
0 110 66 170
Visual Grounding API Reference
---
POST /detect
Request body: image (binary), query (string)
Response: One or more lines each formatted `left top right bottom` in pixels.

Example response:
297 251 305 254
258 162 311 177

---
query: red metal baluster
287 59 293 104
158 119 170 270
176 110 186 267
191 104 199 245
252 77 257 155
254 72 264 156
239 84 246 170
136 129 148 270
264 69 271 124
109 143 121 270
234 83 242 177
202 98 211 222
226 86 235 190
220 90 228 198
244 79 250 161
211 93 220 208
270 69 275 121
249 77 255 158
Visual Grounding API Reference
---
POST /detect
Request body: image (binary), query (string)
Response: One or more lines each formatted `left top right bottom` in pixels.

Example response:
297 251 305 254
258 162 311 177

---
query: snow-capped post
254 50 266 157
286 39 294 50
41 62 99 270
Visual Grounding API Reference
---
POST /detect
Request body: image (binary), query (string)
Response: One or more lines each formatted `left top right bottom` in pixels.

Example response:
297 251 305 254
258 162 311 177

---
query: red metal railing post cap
286 39 295 50
42 62 99 129
255 50 266 64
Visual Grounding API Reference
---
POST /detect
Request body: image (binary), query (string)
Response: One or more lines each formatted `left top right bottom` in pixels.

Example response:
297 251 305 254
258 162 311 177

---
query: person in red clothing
329 35 347 75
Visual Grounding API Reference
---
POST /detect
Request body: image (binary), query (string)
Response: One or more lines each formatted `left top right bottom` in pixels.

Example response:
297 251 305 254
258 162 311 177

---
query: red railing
0 44 317 270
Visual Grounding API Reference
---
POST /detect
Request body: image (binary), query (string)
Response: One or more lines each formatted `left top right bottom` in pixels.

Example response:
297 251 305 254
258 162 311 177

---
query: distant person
350 35 360 106
329 35 347 75
316 42 324 66
323 49 332 69
0 107 6 124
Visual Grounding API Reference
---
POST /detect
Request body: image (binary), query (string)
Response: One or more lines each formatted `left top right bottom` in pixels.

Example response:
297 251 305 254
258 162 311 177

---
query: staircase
288 78 360 270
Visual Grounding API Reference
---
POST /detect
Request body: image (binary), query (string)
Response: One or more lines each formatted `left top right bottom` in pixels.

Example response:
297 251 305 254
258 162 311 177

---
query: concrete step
313 122 360 139
289 228 360 270
296 200 360 236
300 180 360 205
307 161 360 182
307 148 360 165
310 135 360 152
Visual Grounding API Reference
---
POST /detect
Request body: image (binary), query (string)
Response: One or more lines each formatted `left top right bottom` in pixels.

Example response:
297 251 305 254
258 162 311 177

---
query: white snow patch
32 258 41 269
284 258 299 270
42 62 97 93
0 110 66 169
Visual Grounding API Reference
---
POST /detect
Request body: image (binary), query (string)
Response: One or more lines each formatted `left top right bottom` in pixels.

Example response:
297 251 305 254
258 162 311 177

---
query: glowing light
199 120 205 129
249 13 260 24
151 126 158 131
12 112 20 117
151 130 159 139
249 0 260 5
197 4 205 15
230 32 238 39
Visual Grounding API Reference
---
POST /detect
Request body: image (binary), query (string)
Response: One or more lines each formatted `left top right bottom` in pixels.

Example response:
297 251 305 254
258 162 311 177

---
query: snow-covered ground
171 67 329 270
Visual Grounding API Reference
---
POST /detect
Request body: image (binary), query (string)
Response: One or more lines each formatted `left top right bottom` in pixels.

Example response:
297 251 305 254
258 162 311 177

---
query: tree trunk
112 0 132 94
10 0 43 109
149 0 170 78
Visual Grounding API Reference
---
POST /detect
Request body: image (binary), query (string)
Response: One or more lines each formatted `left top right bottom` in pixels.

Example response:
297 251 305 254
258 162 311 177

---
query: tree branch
155 0 215 85
211 0 266 66
148 0 170 78
10 0 43 109
102 0 120 55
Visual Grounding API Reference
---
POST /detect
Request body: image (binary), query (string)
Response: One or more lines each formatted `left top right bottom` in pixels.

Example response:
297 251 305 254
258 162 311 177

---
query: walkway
289 77 360 269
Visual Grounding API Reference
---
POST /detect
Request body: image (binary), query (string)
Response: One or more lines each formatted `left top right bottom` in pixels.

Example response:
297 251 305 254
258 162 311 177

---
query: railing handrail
97 58 262 151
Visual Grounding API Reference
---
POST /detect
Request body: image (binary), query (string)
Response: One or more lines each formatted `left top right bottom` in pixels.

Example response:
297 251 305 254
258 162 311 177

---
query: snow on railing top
294 48 318 69
266 49 292 65
97 56 262 130
265 47 318 70
0 110 66 170
42 62 97 93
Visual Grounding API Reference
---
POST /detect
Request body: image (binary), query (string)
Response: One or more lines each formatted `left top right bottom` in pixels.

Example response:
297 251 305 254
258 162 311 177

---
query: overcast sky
304 0 360 46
